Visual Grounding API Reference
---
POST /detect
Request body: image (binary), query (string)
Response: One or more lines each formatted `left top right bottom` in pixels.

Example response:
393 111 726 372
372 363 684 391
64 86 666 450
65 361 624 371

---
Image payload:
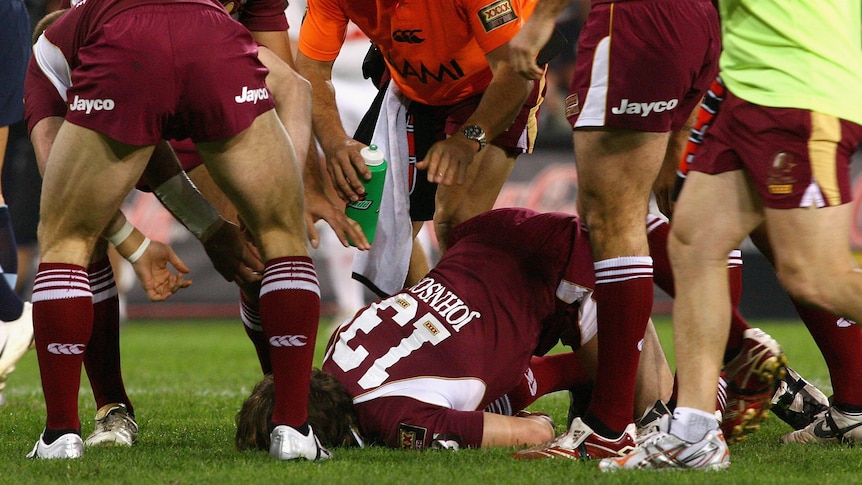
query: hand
509 18 556 80
202 219 264 286
130 239 192 301
652 153 680 219
417 135 477 186
324 138 372 202
304 181 370 250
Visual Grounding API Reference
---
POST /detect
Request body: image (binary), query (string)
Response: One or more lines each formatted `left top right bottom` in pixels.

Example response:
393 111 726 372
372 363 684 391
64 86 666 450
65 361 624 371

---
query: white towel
351 83 413 297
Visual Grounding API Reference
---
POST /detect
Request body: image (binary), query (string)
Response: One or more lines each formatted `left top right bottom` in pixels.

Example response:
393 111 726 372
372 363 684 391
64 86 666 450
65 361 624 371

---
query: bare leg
575 128 669 435
434 145 515 254
33 123 153 441
670 170 763 415
196 110 320 438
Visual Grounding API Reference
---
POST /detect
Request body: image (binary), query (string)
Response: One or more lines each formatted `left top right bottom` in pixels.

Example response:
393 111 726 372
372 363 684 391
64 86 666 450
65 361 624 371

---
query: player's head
33 9 69 44
235 369 363 450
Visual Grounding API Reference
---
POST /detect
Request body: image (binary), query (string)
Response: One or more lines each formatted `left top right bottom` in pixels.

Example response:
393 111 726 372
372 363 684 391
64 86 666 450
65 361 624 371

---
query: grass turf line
1 318 859 484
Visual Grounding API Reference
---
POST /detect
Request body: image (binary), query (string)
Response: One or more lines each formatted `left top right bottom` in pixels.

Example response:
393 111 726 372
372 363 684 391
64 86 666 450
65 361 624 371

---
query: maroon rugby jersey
58 0 287 31
322 207 597 449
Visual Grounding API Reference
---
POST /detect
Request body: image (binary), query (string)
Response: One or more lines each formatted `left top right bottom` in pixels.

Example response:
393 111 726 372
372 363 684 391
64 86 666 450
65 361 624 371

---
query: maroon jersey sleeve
355 399 484 450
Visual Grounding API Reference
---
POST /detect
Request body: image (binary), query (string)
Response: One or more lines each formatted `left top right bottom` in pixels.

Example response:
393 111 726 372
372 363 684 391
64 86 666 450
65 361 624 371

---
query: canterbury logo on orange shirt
393 30 425 44
479 0 518 33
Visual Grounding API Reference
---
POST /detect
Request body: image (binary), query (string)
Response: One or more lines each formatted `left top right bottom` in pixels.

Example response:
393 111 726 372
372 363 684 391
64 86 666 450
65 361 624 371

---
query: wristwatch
462 124 487 151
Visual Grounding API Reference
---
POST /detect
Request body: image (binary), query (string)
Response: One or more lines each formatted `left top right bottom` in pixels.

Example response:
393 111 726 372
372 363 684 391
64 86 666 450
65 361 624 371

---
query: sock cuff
261 258 319 298
594 256 653 284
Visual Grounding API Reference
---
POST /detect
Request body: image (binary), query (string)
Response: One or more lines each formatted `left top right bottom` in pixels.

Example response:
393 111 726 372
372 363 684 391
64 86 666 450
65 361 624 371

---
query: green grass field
1 317 859 484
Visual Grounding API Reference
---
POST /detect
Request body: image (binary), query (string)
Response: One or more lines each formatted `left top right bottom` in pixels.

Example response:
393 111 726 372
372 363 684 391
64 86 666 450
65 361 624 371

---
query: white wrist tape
126 238 151 264
106 220 135 247
154 172 221 240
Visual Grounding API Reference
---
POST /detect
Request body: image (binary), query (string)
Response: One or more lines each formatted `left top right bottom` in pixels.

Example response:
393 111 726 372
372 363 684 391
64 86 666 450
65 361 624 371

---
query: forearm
29 116 64 176
302 146 328 198
103 212 151 263
532 0 576 24
481 412 555 448
463 59 532 140
152 171 224 243
296 53 351 153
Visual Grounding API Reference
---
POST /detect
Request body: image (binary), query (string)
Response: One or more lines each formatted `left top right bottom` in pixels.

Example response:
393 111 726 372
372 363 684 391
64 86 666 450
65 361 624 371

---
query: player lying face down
236 207 675 450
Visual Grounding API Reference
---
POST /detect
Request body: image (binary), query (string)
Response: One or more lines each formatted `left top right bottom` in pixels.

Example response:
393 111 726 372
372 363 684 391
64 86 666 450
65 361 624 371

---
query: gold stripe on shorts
808 111 842 206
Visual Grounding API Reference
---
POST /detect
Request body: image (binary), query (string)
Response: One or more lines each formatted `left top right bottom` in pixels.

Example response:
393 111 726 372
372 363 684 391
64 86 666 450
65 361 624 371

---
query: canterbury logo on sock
47 343 85 355
269 335 308 347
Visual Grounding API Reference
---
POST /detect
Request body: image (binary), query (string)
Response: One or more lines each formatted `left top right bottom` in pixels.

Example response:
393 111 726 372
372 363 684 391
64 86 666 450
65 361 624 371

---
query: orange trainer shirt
298 0 535 106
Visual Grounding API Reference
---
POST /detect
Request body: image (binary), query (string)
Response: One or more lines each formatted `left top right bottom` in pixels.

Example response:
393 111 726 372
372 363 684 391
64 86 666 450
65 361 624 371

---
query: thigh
195 110 306 258
187 164 240 225
765 203 857 278
39 122 153 264
434 146 515 225
574 129 669 221
672 170 763 260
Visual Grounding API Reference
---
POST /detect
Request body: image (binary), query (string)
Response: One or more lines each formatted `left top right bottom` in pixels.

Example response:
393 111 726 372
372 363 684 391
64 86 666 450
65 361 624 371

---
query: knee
432 216 459 252
267 62 311 102
774 265 826 309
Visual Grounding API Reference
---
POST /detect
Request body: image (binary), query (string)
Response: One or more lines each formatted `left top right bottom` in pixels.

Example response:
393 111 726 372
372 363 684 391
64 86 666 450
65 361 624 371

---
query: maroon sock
794 301 862 406
646 216 674 295
240 287 271 374
259 257 320 427
724 255 749 363
84 257 132 413
650 219 748 364
507 353 591 411
32 263 94 432
586 257 653 434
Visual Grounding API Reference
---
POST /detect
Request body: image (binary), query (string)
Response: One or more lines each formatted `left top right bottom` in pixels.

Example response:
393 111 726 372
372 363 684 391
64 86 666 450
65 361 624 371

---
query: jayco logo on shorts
611 98 679 117
68 95 115 114
269 335 307 347
47 343 85 355
235 86 270 104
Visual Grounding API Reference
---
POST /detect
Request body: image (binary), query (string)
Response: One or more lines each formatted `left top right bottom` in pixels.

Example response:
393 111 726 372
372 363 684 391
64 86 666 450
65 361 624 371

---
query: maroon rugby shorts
65 3 273 145
691 91 862 209
566 0 720 132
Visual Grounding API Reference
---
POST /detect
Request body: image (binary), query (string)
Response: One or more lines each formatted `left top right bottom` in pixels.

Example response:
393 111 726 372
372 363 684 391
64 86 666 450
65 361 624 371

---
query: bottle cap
361 144 385 166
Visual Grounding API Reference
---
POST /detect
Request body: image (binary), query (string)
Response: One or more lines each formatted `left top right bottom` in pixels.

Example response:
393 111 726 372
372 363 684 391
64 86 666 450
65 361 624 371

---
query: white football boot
27 432 84 459
0 302 35 405
269 425 333 461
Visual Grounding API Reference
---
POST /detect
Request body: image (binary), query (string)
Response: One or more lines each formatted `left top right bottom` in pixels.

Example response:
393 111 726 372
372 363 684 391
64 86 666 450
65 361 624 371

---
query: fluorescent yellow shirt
719 0 862 126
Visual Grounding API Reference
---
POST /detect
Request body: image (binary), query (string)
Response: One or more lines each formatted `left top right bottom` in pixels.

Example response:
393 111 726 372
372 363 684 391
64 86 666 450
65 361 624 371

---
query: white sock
671 407 719 443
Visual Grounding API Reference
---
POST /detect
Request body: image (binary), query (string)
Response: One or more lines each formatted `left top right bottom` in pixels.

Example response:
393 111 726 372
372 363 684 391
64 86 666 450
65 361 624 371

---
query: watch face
463 125 487 149
463 125 481 137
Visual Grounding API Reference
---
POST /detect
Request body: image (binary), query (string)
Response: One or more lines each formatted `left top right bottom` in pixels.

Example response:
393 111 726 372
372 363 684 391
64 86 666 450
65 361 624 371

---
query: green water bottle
346 144 387 246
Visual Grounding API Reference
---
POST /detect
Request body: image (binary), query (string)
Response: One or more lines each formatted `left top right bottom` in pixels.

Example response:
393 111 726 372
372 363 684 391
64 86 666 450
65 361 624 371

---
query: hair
32 9 69 45
235 369 361 451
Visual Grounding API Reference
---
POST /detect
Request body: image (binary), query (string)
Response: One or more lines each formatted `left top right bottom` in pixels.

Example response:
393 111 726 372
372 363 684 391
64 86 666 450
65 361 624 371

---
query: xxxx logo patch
479 0 517 32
